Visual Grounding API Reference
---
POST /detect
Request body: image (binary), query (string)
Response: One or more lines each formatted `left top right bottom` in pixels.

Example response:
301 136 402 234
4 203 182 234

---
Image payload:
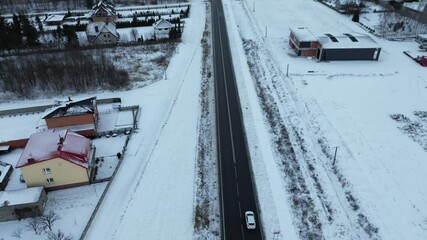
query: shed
317 33 381 61
44 15 65 26
43 97 98 136
0 187 47 222
289 27 320 57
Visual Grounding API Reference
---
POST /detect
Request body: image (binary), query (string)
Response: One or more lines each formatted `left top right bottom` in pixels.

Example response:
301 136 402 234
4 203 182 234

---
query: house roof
92 0 116 17
43 97 97 119
153 19 174 29
92 0 115 11
0 187 43 206
16 129 92 169
318 33 381 49
45 15 65 22
403 1 427 12
290 27 318 42
86 22 119 38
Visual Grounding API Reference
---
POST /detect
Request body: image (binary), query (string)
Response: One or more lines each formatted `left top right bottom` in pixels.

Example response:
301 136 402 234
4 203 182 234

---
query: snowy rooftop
45 15 65 22
403 1 427 12
318 33 381 49
0 187 43 206
43 96 96 119
16 129 92 169
417 33 427 39
290 27 318 42
86 22 118 38
153 19 174 29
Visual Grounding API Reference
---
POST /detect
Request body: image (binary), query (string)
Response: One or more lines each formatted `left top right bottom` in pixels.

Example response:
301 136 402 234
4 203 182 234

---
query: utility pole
253 1 255 12
265 26 267 38
286 64 289 77
333 147 338 165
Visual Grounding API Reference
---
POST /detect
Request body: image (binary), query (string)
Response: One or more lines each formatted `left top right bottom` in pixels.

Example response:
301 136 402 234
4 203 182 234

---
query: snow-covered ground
0 181 107 240
224 0 427 239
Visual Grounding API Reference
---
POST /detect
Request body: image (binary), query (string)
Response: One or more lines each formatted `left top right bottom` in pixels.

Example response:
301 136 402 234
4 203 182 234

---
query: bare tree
40 211 61 232
11 228 24 239
26 217 43 235
130 28 139 42
47 230 73 240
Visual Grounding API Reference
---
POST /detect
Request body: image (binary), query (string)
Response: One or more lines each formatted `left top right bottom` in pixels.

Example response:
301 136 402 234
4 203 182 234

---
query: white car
245 211 256 230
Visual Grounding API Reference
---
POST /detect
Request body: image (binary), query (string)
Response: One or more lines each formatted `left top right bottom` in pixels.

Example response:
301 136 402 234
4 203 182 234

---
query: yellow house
16 129 95 190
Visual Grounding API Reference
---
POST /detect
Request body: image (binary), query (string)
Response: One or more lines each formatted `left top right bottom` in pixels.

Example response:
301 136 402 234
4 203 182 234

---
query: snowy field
224 0 427 239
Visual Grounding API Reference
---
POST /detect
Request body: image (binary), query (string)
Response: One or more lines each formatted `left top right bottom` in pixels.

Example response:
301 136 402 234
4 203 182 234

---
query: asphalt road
211 0 263 239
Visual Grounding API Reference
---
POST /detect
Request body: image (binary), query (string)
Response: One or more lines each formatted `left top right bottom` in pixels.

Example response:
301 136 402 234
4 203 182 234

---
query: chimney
27 158 35 163
95 26 99 32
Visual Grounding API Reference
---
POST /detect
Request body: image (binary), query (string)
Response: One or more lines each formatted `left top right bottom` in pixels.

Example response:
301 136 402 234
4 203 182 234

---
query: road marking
238 201 242 216
234 166 238 179
211 2 227 240
217 0 238 169
241 225 245 240
236 181 240 197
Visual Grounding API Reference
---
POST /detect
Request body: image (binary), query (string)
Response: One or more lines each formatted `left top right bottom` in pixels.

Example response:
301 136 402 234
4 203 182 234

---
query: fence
0 97 121 117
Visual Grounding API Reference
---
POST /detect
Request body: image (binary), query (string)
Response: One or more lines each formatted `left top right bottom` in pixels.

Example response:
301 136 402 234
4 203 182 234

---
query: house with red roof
16 129 95 190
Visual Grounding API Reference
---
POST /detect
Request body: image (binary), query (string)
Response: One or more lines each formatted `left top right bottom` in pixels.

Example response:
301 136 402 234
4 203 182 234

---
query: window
42 168 51 175
104 34 107 38
299 41 311 48
46 178 55 185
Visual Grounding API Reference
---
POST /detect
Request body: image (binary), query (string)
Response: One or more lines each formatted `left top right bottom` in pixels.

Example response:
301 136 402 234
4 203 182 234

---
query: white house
153 19 175 39
86 22 119 45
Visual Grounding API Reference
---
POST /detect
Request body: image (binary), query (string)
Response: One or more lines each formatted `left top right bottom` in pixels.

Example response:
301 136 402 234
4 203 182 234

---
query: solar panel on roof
343 33 359 42
325 33 339 42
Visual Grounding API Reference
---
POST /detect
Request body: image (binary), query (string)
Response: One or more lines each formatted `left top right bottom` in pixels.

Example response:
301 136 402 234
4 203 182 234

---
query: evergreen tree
35 15 44 32
352 10 360 22
0 16 10 50
63 27 78 48
53 25 63 47
10 14 23 47
86 0 94 8
20 14 39 47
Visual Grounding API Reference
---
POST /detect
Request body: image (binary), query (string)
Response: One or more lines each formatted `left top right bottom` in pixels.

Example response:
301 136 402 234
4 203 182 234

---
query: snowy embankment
193 2 220 239
224 0 427 239
83 2 205 239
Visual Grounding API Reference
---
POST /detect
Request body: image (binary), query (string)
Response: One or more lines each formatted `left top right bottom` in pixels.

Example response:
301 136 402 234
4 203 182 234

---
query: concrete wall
21 158 90 189
46 113 95 129
0 189 46 222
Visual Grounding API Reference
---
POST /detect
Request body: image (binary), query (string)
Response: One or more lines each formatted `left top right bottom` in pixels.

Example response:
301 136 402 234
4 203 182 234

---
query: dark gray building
316 33 381 61
0 187 47 222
